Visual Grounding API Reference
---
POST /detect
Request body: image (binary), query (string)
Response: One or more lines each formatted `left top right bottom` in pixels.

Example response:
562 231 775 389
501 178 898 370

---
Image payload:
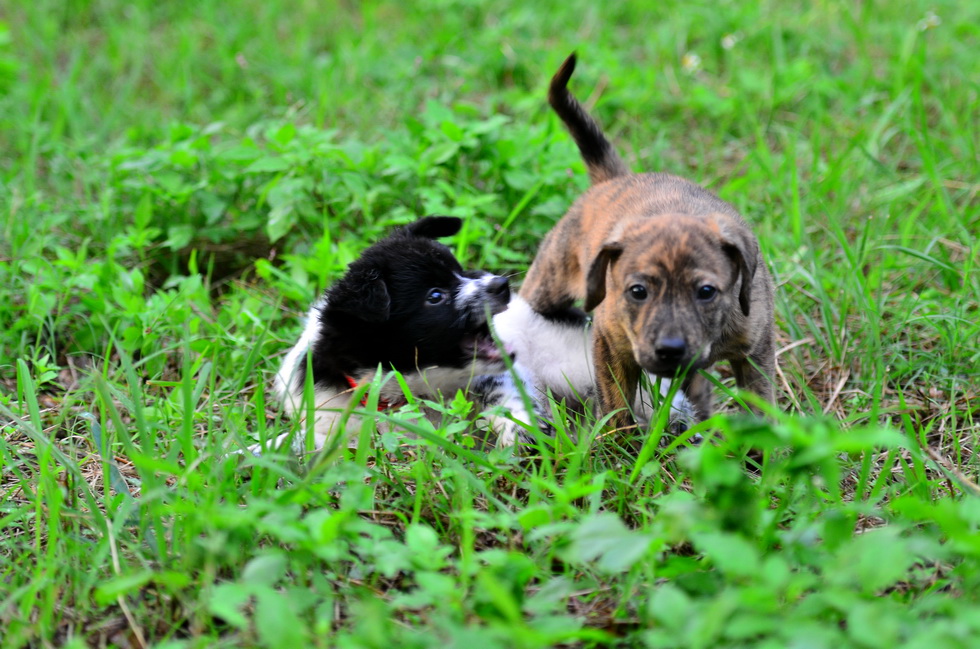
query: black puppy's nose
486 275 509 296
656 337 687 361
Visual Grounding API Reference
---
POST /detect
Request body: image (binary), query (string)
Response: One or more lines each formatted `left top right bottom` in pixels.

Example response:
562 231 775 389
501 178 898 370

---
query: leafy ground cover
1 0 978 646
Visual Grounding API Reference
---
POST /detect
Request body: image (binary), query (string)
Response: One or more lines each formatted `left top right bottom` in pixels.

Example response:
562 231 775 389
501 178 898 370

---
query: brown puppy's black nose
486 275 510 297
656 337 687 361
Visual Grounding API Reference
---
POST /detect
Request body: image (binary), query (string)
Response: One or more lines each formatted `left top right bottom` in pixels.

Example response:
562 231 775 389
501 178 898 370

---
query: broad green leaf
245 156 291 173
647 583 693 631
693 531 761 579
255 586 308 649
832 526 915 593
241 552 288 587
569 513 653 574
848 602 901 648
94 570 154 605
207 583 251 629
165 224 195 249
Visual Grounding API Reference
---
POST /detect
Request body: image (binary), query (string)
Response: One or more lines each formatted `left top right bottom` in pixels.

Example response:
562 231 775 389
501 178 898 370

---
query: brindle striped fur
520 54 776 430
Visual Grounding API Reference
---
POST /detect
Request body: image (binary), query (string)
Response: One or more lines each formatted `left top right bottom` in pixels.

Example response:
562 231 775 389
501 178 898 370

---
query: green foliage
1 0 979 647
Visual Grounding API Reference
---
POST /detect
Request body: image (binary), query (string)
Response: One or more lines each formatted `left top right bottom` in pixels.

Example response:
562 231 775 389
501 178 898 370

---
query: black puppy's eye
426 288 447 305
696 285 718 301
628 284 648 301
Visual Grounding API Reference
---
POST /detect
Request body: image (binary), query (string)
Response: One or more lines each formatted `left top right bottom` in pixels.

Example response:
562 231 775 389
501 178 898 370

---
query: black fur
301 216 510 392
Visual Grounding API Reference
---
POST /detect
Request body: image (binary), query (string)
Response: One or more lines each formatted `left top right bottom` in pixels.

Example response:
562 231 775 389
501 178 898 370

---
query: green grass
2 0 979 646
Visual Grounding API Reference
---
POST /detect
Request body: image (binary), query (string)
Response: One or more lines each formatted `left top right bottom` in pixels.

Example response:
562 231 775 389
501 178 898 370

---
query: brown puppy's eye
696 285 718 301
426 288 447 305
628 284 648 301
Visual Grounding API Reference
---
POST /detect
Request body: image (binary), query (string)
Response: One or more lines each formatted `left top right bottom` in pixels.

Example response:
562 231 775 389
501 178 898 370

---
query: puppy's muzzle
461 272 511 324
458 273 512 363
656 337 687 362
484 275 510 314
640 336 708 377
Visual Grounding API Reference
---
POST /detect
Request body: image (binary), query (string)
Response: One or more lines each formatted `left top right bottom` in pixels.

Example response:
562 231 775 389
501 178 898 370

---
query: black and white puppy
267 216 540 453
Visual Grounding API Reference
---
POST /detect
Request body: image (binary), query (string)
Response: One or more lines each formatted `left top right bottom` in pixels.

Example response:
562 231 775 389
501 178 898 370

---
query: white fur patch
493 296 696 430
273 298 325 416
261 297 357 454
492 297 593 402
454 274 482 308
454 273 501 316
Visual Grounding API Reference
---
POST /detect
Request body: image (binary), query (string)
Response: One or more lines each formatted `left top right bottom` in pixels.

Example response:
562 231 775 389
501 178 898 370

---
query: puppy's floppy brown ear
719 223 759 317
330 268 391 323
403 216 462 240
584 242 623 311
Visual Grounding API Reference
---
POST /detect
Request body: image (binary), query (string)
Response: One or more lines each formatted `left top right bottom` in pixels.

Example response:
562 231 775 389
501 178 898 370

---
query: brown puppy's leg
733 315 777 410
731 349 776 410
681 372 713 423
592 310 641 432
732 346 776 468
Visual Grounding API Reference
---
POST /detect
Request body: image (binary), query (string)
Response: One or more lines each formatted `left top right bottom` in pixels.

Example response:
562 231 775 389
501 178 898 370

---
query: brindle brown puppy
520 53 776 429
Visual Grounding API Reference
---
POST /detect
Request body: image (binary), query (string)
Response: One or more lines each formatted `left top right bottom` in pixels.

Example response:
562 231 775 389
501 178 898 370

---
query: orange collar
344 375 401 411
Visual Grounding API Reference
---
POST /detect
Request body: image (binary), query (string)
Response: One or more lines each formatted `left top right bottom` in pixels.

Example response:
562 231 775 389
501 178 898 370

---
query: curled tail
548 53 630 185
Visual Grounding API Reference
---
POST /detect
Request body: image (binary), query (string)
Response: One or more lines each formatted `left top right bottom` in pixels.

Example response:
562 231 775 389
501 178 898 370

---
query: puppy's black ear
329 268 391 323
403 216 462 240
719 221 759 317
584 242 623 311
